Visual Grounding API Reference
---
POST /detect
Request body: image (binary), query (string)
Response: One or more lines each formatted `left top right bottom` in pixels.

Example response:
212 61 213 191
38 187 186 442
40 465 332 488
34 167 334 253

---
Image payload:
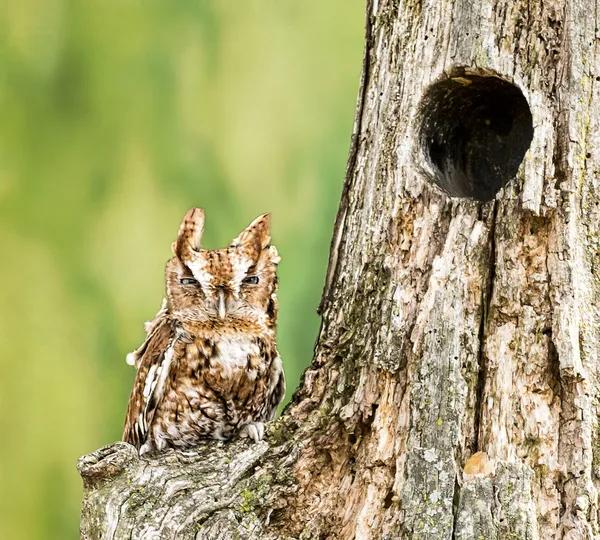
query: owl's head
165 208 281 328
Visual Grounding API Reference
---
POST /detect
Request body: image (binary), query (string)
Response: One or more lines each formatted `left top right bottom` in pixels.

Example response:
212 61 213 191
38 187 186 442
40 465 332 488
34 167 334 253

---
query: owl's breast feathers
122 316 285 452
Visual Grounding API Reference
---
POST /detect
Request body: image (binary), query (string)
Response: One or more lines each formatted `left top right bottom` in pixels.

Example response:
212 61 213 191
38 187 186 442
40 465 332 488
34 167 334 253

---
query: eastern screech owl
122 208 285 454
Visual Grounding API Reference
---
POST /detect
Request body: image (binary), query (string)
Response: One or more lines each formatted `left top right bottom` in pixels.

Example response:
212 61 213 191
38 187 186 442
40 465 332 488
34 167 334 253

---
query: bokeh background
0 1 364 539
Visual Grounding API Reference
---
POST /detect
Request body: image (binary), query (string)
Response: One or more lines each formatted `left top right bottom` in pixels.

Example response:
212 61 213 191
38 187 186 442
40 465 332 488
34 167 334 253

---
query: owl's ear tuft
231 213 271 254
173 208 205 259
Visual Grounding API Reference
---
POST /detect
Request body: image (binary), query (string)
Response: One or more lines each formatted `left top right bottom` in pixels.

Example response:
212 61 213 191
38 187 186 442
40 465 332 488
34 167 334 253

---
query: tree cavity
416 71 533 202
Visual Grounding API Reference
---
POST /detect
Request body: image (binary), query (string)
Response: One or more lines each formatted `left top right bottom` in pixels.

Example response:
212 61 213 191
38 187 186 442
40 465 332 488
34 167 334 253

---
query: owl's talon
139 442 154 456
239 422 265 443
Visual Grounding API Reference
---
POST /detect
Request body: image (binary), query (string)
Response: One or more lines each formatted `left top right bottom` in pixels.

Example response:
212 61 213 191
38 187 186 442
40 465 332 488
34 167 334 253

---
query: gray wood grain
79 0 600 537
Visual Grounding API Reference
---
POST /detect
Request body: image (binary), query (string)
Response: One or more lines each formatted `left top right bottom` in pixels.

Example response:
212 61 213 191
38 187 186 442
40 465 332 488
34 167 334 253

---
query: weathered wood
79 0 600 538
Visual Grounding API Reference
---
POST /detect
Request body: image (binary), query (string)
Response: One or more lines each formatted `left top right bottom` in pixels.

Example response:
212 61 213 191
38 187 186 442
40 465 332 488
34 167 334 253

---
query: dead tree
79 0 600 537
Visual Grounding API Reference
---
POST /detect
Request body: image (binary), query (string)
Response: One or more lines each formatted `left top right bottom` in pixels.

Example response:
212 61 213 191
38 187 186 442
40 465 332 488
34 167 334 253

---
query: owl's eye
180 277 198 286
242 276 259 285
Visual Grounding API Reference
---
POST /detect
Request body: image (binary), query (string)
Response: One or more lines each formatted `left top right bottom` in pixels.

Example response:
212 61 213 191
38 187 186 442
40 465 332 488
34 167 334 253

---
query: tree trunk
78 0 600 538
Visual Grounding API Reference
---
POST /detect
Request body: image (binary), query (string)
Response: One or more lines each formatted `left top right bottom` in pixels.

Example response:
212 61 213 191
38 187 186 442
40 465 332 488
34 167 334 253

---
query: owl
122 208 285 454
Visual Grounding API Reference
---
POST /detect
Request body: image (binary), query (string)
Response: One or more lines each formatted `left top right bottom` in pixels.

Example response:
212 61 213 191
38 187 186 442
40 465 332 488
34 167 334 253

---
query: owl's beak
217 288 227 319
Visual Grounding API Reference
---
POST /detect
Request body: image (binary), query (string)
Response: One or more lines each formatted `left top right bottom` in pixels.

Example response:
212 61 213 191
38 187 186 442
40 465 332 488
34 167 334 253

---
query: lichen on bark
80 0 600 538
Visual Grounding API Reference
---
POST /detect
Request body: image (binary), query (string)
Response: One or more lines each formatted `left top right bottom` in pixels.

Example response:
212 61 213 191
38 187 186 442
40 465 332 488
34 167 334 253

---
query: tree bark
79 0 600 538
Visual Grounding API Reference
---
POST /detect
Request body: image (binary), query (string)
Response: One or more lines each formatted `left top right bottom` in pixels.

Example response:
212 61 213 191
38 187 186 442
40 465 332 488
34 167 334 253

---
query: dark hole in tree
417 72 534 202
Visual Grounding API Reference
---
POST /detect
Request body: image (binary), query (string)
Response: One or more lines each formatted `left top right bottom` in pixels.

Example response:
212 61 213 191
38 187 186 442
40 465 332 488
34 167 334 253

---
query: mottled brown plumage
123 208 285 453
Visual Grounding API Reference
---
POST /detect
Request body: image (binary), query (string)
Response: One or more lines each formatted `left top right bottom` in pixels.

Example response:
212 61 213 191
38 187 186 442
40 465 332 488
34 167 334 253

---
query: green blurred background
0 1 363 539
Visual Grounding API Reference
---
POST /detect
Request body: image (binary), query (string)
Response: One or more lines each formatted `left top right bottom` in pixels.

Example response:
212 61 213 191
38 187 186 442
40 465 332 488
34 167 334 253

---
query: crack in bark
472 201 499 454
450 474 462 540
79 0 600 537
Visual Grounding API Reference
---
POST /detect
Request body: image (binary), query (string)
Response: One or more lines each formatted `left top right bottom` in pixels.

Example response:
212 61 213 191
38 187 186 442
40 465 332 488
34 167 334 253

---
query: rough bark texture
79 0 600 538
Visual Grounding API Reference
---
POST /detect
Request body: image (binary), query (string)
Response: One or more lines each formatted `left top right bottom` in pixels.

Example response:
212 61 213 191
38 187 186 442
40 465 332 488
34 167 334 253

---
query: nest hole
416 72 533 202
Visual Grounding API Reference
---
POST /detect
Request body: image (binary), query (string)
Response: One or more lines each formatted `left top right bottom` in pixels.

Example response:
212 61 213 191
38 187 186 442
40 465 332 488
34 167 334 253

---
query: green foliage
0 2 363 538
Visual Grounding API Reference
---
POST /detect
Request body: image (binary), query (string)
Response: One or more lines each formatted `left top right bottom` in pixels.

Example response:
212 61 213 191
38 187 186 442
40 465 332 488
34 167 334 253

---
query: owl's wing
122 319 177 450
266 356 286 421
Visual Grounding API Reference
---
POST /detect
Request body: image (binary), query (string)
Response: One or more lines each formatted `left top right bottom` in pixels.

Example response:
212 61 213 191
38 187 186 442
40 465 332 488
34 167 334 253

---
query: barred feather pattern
122 208 285 453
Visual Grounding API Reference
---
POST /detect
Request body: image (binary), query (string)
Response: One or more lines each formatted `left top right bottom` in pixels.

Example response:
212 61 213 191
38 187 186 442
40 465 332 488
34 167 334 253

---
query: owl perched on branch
123 208 285 454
